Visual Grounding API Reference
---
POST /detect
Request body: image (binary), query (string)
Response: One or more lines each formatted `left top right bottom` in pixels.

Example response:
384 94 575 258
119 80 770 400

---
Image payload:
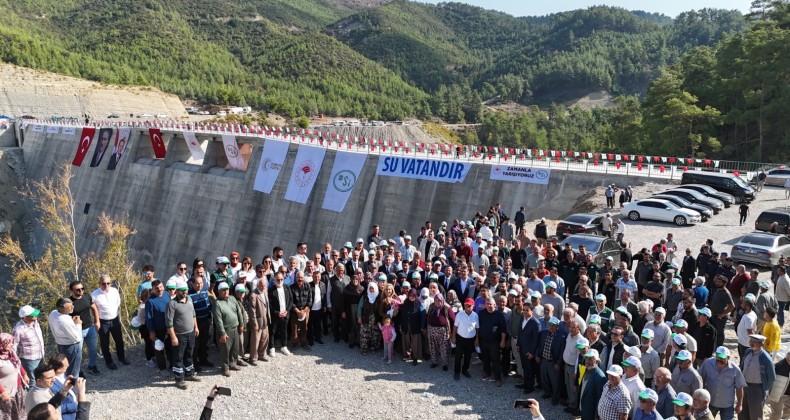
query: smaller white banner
253 139 290 194
490 165 551 185
46 126 60 134
221 134 245 170
62 127 77 135
322 151 367 213
182 131 205 160
32 125 44 132
284 145 327 204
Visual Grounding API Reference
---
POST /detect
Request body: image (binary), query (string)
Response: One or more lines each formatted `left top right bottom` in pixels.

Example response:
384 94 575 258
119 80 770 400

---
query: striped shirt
12 319 45 360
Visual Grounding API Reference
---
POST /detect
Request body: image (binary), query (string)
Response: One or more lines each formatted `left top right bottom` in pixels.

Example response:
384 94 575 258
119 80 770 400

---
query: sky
418 0 752 18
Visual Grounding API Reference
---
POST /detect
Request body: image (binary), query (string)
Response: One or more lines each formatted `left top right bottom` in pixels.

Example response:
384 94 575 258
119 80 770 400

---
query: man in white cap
736 293 757 358
673 392 695 420
739 334 776 419
562 320 584 414
211 256 233 293
698 345 745 420
578 348 607 420
536 316 566 405
589 294 614 333
599 364 632 420
13 304 45 377
643 307 671 355
671 349 702 395
638 329 660 387
166 280 199 389
622 355 646 416
694 307 717 366
92 274 129 370
212 282 245 377
541 281 564 317
633 388 661 420
400 235 417 262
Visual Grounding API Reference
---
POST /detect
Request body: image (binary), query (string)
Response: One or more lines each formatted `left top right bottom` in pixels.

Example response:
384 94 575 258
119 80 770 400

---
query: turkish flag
72 127 96 166
148 128 167 158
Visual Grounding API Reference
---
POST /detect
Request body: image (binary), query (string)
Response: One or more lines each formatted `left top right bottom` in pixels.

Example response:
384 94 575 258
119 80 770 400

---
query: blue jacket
517 316 541 356
740 348 776 394
579 367 607 420
145 294 171 331
51 378 78 420
536 328 567 364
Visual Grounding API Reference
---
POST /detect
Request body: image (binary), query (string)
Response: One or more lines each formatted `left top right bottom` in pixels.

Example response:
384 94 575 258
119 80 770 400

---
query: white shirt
737 311 757 346
48 310 82 345
91 287 121 320
276 286 287 314
623 374 646 416
563 333 582 365
311 284 323 311
454 310 479 339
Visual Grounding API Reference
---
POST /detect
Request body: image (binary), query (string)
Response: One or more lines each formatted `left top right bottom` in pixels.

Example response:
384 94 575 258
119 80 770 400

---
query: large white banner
182 131 205 160
253 139 290 194
322 151 367 212
284 145 327 204
221 134 245 170
490 165 551 184
376 156 471 183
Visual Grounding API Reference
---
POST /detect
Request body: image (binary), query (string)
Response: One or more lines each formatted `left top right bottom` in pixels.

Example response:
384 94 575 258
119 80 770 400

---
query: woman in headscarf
343 272 365 349
446 289 462 313
395 288 426 365
0 333 28 420
357 281 382 355
426 293 455 370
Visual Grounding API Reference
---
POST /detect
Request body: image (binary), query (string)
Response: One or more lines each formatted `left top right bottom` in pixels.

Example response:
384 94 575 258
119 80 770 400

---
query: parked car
681 170 755 203
651 194 713 221
620 199 702 226
676 184 734 207
754 208 790 233
558 234 622 266
752 168 790 188
137 113 152 118
555 214 604 238
107 113 120 118
155 113 168 119
660 189 725 213
731 232 790 267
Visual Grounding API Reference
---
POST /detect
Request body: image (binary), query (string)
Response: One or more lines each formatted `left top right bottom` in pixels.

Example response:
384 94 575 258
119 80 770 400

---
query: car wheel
628 211 640 221
674 216 687 226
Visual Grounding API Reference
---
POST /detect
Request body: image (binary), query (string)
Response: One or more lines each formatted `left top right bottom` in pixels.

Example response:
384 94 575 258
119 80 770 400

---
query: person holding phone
514 398 545 420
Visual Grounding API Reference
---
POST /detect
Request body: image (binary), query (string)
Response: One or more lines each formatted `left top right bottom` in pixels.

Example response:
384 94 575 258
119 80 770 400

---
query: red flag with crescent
72 127 96 166
149 128 167 158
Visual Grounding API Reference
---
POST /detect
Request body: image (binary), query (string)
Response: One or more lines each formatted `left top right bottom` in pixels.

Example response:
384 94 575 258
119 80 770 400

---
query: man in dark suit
452 265 475 301
327 265 350 343
536 317 567 405
517 302 541 393
267 272 293 356
680 248 697 288
578 349 607 420
308 271 327 346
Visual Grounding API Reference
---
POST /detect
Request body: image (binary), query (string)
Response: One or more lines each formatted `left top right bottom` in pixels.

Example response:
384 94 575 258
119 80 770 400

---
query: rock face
0 147 35 284
0 63 187 120
18 125 669 271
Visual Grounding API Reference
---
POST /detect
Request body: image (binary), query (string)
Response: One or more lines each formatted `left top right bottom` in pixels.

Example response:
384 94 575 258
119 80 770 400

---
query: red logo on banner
71 127 96 166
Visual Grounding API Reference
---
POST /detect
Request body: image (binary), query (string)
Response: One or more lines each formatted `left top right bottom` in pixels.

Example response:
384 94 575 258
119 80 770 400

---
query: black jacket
268 286 293 318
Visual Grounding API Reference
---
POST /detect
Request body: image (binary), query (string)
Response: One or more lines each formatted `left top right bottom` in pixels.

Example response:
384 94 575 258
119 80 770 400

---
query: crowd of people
4 202 790 420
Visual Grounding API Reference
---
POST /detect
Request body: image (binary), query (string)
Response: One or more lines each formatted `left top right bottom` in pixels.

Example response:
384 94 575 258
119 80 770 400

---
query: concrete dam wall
19 126 671 270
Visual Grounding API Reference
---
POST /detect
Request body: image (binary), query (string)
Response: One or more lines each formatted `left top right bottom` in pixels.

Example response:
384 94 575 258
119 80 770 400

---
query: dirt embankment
0 63 187 120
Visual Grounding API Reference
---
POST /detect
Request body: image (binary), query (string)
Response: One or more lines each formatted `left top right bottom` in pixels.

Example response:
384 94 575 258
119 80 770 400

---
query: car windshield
658 195 691 206
690 184 716 193
564 215 595 224
740 235 777 247
674 189 706 200
561 236 602 253
732 176 750 189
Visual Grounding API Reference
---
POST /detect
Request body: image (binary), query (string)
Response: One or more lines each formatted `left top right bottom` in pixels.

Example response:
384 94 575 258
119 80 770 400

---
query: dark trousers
520 353 538 391
740 214 747 225
331 308 346 341
480 340 503 381
711 316 726 348
139 325 155 361
606 196 614 207
173 331 196 382
98 317 125 364
454 335 475 374
271 315 289 349
540 359 562 403
500 339 512 374
154 328 173 370
195 317 211 363
309 309 324 344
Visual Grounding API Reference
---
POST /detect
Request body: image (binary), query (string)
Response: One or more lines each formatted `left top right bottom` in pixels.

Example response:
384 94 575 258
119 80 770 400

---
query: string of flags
24 118 730 173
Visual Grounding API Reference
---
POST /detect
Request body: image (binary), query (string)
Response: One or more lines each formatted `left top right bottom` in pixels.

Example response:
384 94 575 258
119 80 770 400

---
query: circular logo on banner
295 160 316 187
226 145 239 158
332 170 357 192
261 158 282 172
536 170 549 180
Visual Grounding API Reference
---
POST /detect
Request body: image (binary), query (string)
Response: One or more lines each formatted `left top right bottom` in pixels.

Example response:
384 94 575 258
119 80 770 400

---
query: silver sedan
731 232 790 267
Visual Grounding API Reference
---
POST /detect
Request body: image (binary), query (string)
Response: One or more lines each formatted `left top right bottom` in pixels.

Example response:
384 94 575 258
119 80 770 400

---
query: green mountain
0 0 747 121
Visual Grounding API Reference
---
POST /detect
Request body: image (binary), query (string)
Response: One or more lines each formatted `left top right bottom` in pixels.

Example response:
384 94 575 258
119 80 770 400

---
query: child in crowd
379 315 397 365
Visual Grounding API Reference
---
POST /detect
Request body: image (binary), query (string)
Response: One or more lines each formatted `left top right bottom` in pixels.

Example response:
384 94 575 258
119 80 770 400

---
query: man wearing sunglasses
68 280 101 376
92 275 130 370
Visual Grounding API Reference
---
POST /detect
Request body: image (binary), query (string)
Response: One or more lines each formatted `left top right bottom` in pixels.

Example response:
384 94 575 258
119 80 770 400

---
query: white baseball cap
606 365 624 377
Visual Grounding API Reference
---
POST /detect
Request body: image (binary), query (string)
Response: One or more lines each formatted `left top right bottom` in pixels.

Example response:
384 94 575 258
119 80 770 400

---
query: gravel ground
87 184 790 419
